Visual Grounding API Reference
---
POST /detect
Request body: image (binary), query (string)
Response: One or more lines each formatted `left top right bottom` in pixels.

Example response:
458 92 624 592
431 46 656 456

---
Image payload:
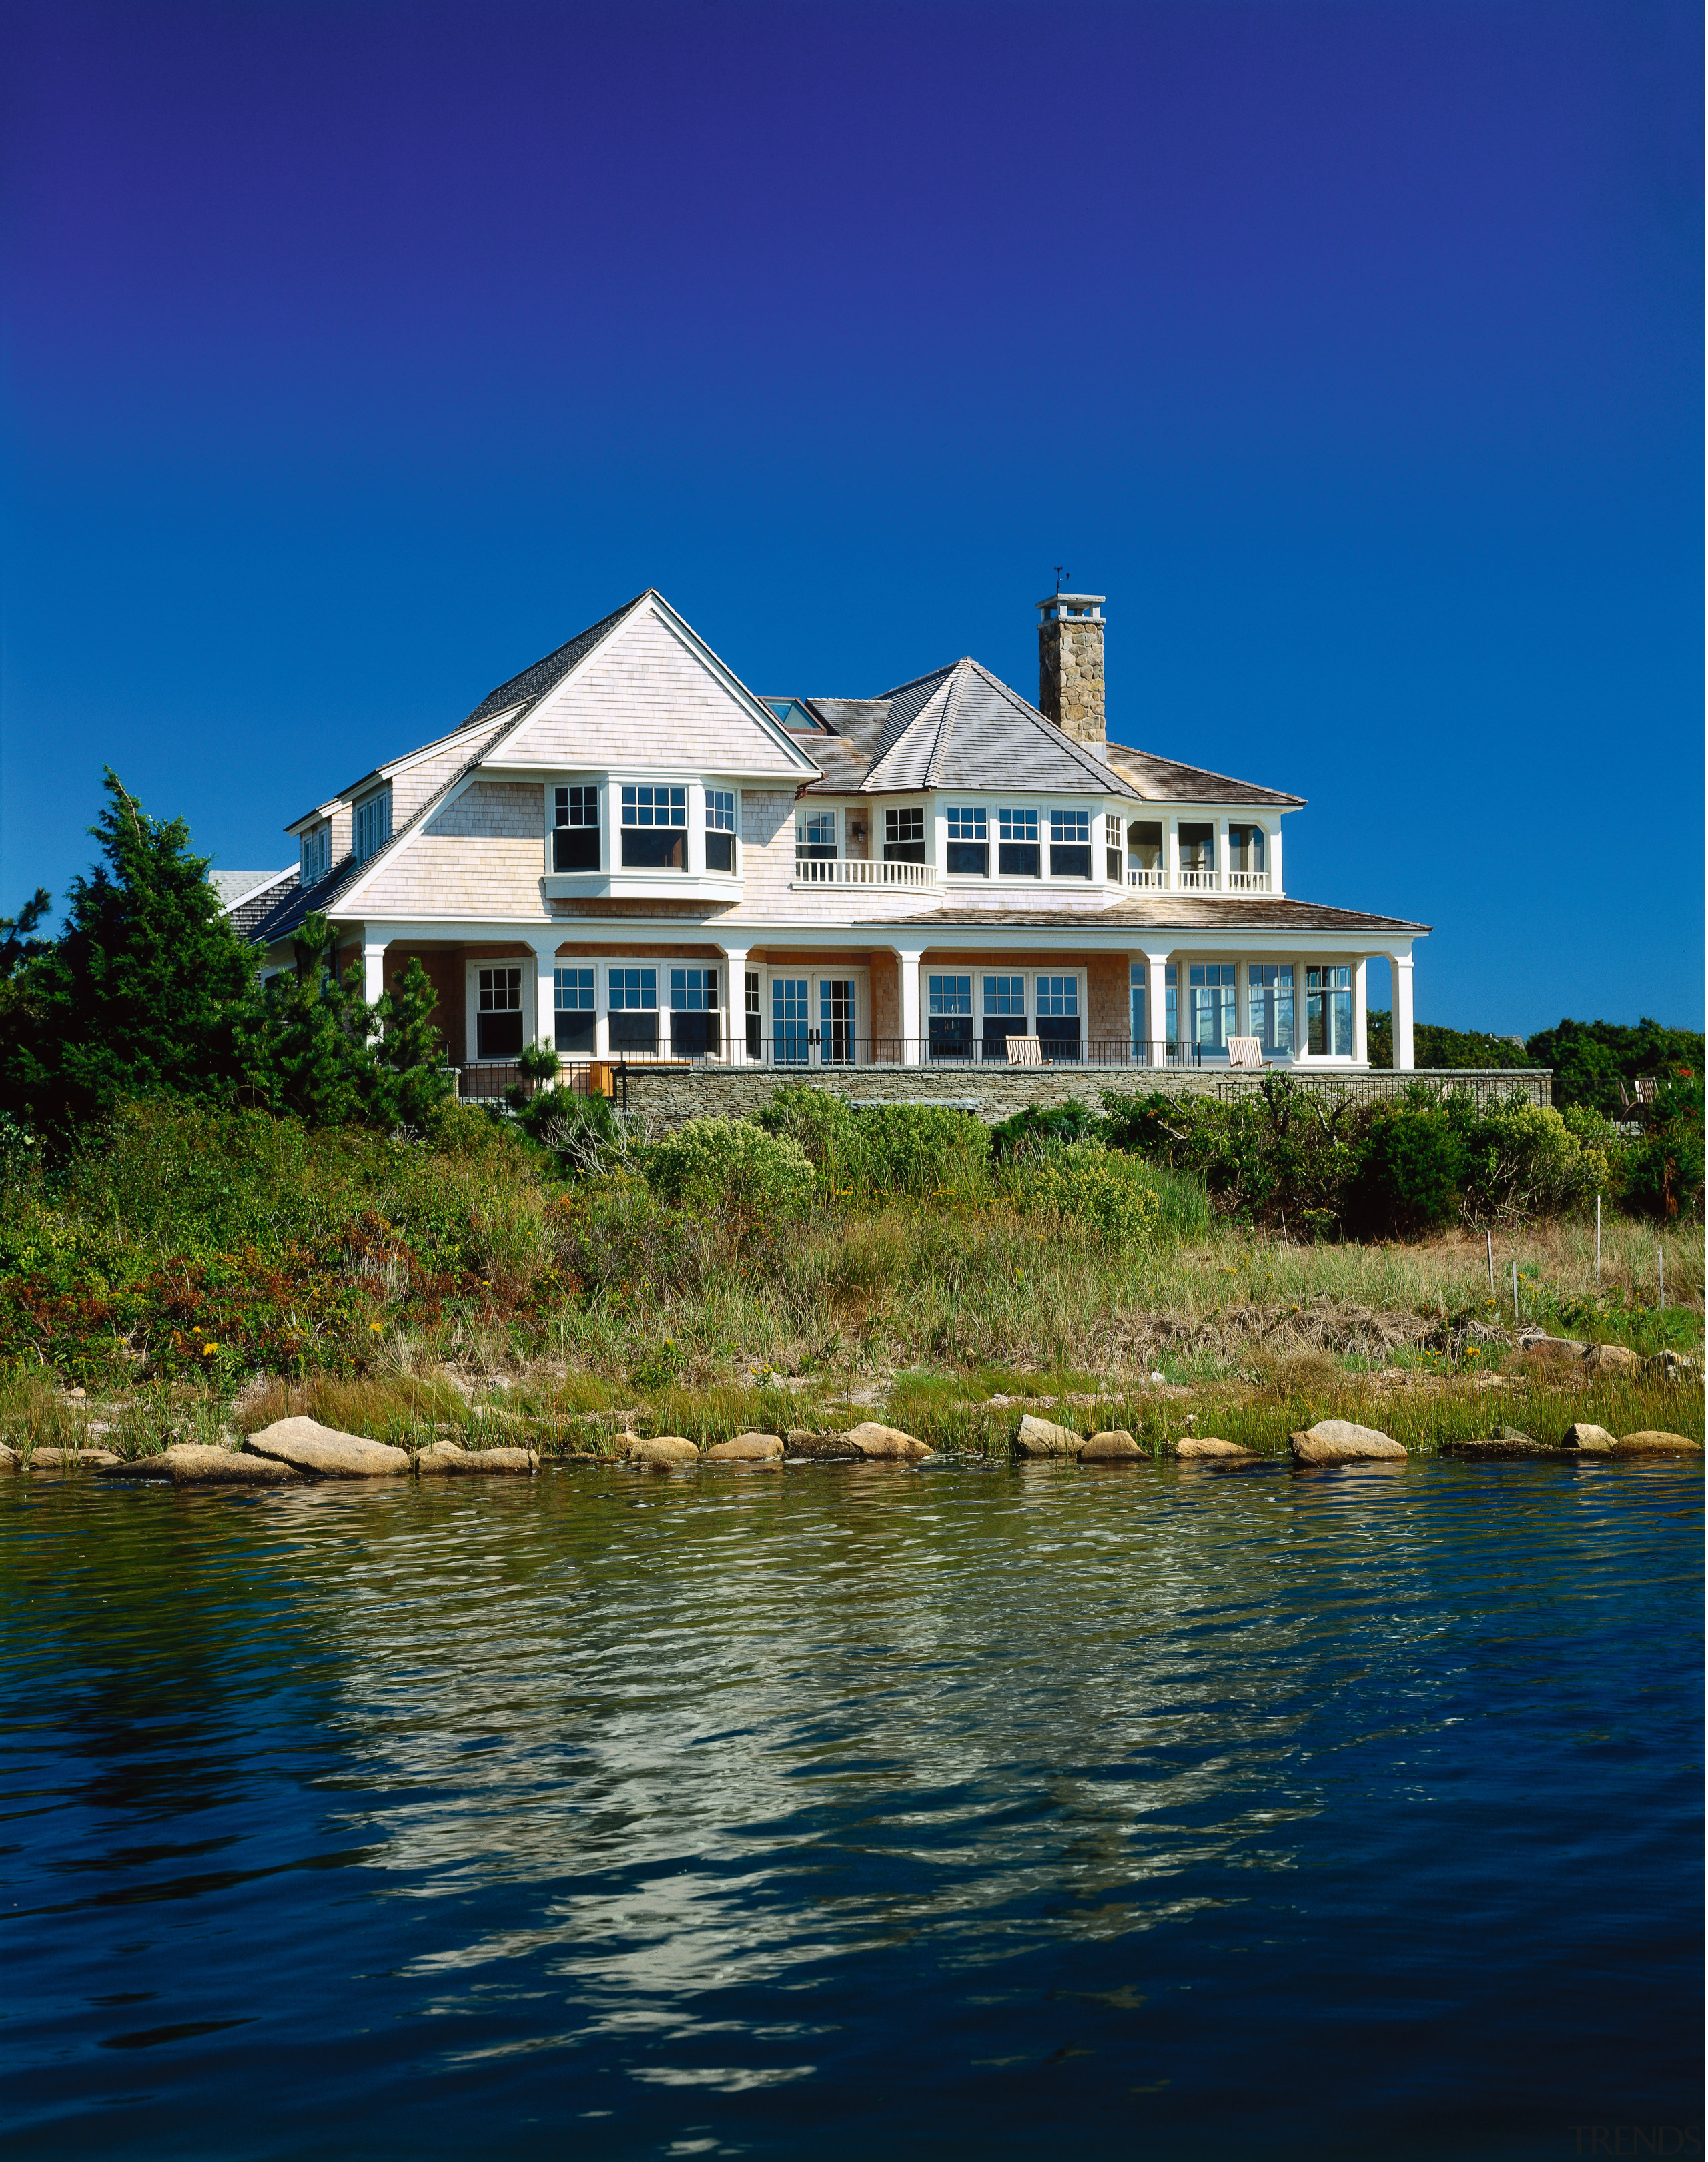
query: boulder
845 1421 934 1461
624 1434 700 1467
244 1416 411 1478
785 1430 863 1460
1080 1429 1145 1462
1014 1414 1081 1460
25 1446 121 1469
1613 1431 1703 1456
1516 1328 1585 1358
705 1432 785 1462
1657 1349 1700 1380
1289 1419 1406 1466
1582 1342 1641 1376
1176 1436 1256 1460
101 1445 304 1485
416 1442 538 1474
1440 1436 1555 1459
1561 1422 1617 1452
0 1440 17 1467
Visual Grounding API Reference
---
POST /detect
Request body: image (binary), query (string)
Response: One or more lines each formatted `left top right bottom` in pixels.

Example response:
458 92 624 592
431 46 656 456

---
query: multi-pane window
1248 964 1293 1055
1306 965 1353 1057
884 806 927 864
1049 808 1092 879
353 788 392 863
476 966 523 1061
553 966 595 1055
796 810 837 860
927 973 973 1060
1105 814 1124 883
620 785 685 869
299 824 330 885
553 784 600 871
946 806 988 876
745 969 762 1061
1130 963 1147 1057
997 808 1040 878
705 788 737 873
983 973 1026 1059
669 967 720 1058
608 965 659 1053
1189 963 1238 1050
1035 975 1081 1060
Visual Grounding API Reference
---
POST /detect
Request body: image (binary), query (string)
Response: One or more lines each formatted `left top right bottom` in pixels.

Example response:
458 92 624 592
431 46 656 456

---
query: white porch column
1392 951 1415 1071
1166 817 1181 890
1268 819 1284 896
893 945 924 1064
1139 947 1171 1065
529 938 558 1051
1352 957 1369 1066
360 937 387 1045
1294 957 1312 1061
1215 816 1230 893
594 959 610 1059
720 946 749 1065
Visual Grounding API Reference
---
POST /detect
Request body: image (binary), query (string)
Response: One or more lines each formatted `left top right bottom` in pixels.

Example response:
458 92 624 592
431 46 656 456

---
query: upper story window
997 808 1039 879
1049 810 1091 879
946 806 987 876
620 784 685 870
797 809 837 860
705 788 737 873
352 787 392 863
553 785 600 871
1228 823 1266 871
300 823 330 885
884 806 927 864
1105 815 1123 883
1178 821 1215 873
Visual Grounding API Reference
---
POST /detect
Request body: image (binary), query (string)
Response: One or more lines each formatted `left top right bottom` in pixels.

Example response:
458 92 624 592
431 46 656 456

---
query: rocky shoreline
1 1409 1698 1485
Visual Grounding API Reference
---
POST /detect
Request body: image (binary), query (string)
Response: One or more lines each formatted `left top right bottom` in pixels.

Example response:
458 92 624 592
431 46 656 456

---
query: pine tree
245 913 379 1127
371 956 453 1130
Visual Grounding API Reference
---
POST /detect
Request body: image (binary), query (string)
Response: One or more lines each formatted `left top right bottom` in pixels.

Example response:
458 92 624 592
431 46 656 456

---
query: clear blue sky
2 0 1700 1032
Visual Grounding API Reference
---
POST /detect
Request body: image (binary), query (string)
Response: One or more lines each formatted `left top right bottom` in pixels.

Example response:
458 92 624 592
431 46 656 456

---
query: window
669 967 720 1058
1035 975 1080 1060
353 788 392 863
705 788 737 874
1189 963 1238 1051
1132 962 1180 1055
1178 822 1215 875
946 806 988 876
773 977 811 1065
608 965 659 1053
554 966 595 1055
620 786 685 870
884 806 927 864
299 824 330 885
1130 963 1146 1057
983 973 1026 1059
1049 808 1092 879
1248 964 1292 1055
1128 820 1163 873
927 973 973 1059
796 810 837 860
476 966 523 1060
1228 824 1266 873
997 808 1039 878
553 785 600 872
745 969 761 1061
820 977 856 1066
1306 965 1352 1057
1106 814 1124 884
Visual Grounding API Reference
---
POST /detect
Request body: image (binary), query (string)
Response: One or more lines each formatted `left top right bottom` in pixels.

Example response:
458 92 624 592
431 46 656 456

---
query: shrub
1358 1109 1467 1232
517 1085 620 1174
856 1104 992 1199
643 1116 814 1215
1618 1069 1705 1220
988 1100 1102 1160
1024 1143 1156 1247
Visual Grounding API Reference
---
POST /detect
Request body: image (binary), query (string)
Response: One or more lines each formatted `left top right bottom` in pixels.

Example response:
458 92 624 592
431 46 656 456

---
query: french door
771 977 857 1066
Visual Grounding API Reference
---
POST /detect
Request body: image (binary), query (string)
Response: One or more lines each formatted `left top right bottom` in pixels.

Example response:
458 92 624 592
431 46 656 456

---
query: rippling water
3 1458 1701 2159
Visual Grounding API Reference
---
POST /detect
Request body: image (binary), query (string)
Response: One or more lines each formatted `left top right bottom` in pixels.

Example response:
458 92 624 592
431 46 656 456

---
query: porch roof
882 895 1429 933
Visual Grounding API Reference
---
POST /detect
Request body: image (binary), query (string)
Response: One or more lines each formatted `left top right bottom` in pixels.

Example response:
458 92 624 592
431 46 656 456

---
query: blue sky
2 0 1699 1029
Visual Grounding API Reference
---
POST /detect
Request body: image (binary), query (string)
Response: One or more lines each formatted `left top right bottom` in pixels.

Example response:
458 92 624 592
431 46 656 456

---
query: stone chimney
1037 593 1106 747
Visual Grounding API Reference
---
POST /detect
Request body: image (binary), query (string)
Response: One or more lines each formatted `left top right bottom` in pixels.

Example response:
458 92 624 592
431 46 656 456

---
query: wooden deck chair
1006 1035 1045 1067
1226 1035 1265 1071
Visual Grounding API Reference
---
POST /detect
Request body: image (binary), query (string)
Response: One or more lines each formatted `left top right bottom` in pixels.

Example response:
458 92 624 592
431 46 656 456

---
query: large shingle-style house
242 590 1426 1081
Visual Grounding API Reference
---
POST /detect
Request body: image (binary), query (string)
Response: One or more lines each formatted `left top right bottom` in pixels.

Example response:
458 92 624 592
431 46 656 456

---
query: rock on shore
705 1432 785 1462
1014 1414 1081 1459
785 1430 863 1460
101 1445 304 1485
845 1422 934 1460
1289 1420 1406 1466
245 1417 410 1478
1176 1436 1256 1460
1080 1430 1144 1461
624 1434 700 1467
416 1441 538 1474
1561 1423 1616 1452
21 1446 121 1469
1611 1430 1702 1456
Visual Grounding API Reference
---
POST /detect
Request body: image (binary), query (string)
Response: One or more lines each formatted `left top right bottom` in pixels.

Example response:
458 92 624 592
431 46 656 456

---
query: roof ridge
966 658 1137 794
923 657 971 784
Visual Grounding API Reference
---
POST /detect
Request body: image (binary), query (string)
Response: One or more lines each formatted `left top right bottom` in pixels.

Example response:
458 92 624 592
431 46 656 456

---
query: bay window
705 789 737 873
620 786 685 869
1049 810 1092 879
997 808 1039 877
797 810 837 860
884 806 927 863
553 785 600 871
947 806 988 875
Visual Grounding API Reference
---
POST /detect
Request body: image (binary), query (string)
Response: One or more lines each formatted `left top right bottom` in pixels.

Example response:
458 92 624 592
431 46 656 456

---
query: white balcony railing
1226 870 1272 891
1176 867 1218 890
1127 866 1166 889
1125 867 1274 893
792 857 939 889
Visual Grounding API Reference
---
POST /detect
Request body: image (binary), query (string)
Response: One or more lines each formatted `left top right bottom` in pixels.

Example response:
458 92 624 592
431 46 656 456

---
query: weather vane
1054 565 1070 594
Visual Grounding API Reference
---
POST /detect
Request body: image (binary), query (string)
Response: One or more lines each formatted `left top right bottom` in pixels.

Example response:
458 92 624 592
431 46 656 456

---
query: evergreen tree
244 914 379 1127
0 774 256 1135
371 956 453 1130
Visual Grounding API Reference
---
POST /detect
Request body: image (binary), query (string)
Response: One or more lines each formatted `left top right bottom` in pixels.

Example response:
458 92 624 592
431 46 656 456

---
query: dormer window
620 785 685 869
883 807 927 864
554 786 600 871
705 789 737 873
299 823 330 885
352 787 392 863
797 810 837 860
1049 810 1091 879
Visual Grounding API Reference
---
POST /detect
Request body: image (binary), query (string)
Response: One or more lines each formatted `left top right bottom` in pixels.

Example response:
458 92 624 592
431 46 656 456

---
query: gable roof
1106 742 1302 809
459 595 645 731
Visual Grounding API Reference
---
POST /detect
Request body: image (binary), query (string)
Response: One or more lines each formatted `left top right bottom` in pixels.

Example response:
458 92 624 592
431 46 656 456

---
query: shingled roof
1105 744 1302 809
458 594 647 730
880 895 1428 933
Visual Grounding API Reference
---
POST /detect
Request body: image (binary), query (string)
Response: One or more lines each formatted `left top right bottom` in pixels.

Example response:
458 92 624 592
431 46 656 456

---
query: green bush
989 1100 1103 1159
517 1085 620 1173
1617 1069 1705 1220
856 1104 992 1199
643 1116 814 1215
1023 1143 1156 1247
1359 1109 1467 1231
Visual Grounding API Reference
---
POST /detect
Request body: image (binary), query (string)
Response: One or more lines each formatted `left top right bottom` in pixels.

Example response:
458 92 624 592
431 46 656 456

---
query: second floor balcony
792 856 940 890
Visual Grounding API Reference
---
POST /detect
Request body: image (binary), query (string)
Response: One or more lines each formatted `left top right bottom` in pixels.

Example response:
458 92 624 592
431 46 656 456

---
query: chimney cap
1036 593 1105 619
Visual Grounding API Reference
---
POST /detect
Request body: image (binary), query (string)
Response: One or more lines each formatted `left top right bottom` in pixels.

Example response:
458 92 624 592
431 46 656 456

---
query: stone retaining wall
615 1065 1553 1129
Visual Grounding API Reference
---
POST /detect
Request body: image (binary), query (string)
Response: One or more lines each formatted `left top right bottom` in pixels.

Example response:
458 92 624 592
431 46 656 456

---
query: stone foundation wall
612 1065 1553 1129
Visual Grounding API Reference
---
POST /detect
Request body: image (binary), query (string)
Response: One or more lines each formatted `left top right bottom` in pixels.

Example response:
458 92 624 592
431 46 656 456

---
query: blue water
3 1458 1700 2160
